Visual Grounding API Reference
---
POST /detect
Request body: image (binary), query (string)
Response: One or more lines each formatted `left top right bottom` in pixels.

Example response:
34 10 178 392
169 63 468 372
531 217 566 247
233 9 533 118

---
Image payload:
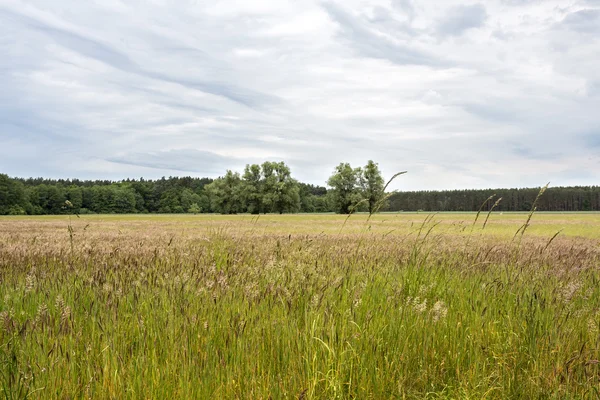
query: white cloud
436 4 488 37
0 0 599 190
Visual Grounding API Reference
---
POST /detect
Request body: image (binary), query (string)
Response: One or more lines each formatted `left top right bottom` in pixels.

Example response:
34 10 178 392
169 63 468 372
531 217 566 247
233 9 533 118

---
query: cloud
321 2 449 67
560 9 600 34
588 81 600 97
512 146 561 161
582 131 600 148
500 0 541 5
462 102 523 123
1 0 600 190
391 0 416 21
106 149 239 174
436 4 487 36
0 7 278 109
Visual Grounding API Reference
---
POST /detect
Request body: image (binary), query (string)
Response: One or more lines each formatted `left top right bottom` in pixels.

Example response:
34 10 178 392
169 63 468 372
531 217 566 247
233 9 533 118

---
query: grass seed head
431 300 448 322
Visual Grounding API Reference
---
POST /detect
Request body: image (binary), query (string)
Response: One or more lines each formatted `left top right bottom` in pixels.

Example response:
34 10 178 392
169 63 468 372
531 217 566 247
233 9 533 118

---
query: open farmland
1 213 600 398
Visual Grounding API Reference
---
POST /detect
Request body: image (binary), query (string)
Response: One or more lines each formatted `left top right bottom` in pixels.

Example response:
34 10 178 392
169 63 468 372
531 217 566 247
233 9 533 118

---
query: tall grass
0 212 599 398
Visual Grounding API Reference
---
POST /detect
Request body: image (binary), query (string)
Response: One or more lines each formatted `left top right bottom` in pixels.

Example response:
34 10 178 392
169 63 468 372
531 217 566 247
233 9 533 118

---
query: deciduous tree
326 163 363 214
205 170 243 214
361 160 385 214
261 161 300 214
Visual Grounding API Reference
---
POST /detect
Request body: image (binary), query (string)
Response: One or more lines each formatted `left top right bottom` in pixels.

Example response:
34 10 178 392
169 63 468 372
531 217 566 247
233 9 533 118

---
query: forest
387 186 600 212
1 161 599 215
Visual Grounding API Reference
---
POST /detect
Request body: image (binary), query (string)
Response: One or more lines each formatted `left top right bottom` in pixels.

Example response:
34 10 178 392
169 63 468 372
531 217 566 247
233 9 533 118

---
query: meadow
1 212 600 398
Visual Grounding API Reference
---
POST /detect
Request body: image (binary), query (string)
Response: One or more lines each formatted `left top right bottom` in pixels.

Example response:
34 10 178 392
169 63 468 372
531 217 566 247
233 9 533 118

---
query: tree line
1 162 599 215
0 160 388 215
386 186 600 212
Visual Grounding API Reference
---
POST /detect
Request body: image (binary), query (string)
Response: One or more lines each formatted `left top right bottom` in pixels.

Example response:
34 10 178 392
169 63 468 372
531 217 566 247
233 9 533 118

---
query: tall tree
326 163 363 214
46 185 66 214
261 161 300 214
111 187 137 213
66 186 83 212
180 188 203 213
0 174 27 215
361 160 385 214
205 170 243 214
241 164 263 214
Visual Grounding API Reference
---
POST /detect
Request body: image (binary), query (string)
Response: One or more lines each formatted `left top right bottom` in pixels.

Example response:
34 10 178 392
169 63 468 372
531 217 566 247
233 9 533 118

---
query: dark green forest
387 187 600 212
1 161 599 215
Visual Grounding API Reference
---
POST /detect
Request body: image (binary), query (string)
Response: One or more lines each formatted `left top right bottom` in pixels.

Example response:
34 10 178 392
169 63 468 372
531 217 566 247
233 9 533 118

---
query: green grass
1 213 600 398
4 211 600 238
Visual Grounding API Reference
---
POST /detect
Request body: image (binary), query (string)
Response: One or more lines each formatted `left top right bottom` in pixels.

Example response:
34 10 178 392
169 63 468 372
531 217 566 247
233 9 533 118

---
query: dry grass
1 213 600 398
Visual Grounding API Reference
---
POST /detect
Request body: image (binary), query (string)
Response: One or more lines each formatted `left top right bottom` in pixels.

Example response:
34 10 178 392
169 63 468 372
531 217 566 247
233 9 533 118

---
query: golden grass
0 213 599 398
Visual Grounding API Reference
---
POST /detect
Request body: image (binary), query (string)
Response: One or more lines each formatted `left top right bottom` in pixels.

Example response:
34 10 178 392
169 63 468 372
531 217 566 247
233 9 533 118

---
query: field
1 212 600 399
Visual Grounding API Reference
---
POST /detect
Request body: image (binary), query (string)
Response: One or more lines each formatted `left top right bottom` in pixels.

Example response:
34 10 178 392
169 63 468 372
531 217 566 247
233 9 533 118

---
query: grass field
1 212 600 398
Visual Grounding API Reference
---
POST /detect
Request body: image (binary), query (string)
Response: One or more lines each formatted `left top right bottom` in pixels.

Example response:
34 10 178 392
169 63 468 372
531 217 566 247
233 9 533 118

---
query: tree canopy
1 165 599 215
326 163 364 214
361 160 385 214
325 160 387 214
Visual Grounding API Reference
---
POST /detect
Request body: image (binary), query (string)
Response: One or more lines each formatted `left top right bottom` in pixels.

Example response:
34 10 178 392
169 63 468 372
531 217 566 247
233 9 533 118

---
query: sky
1 0 599 191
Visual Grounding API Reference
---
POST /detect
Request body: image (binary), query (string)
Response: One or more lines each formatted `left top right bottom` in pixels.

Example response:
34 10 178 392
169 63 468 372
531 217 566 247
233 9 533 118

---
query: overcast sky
1 0 599 190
